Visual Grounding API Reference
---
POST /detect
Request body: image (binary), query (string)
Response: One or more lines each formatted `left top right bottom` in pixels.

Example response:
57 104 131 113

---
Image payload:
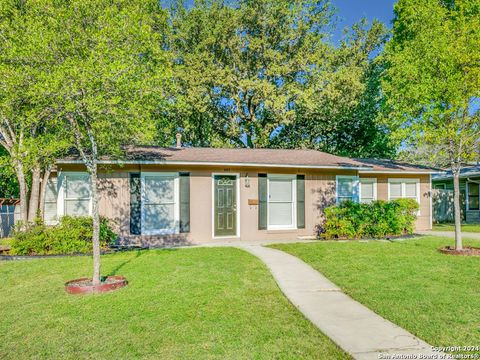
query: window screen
360 179 376 203
142 174 177 234
268 176 295 228
64 173 91 216
389 180 419 201
337 176 356 203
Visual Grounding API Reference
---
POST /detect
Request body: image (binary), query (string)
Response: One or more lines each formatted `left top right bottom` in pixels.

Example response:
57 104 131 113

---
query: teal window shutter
179 172 190 233
258 174 267 230
297 175 305 229
129 173 141 235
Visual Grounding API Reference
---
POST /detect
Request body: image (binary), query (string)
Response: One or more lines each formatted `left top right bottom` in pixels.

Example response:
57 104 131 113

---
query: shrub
321 198 419 240
10 216 117 255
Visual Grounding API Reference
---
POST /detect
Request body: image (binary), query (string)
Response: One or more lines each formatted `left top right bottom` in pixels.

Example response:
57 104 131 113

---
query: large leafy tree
272 20 394 158
0 0 71 223
382 0 480 249
168 0 336 148
167 0 393 156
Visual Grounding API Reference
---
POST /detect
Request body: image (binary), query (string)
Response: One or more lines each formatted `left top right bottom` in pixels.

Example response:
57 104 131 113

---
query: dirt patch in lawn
439 246 480 256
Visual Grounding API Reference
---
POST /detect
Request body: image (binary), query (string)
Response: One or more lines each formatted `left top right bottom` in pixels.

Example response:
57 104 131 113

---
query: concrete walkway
240 245 441 360
418 230 480 240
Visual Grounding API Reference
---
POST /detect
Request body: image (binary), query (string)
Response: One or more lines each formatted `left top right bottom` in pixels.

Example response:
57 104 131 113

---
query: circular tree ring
65 276 128 294
438 246 480 257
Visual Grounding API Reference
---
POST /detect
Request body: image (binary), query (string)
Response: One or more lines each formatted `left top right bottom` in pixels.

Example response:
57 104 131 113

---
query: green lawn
270 236 480 349
0 237 13 246
433 223 480 232
0 247 347 360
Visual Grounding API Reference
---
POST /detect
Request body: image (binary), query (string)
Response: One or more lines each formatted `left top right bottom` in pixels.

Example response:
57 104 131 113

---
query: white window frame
211 173 241 239
359 178 377 203
57 171 93 219
336 175 359 204
44 177 59 225
141 172 180 236
267 174 297 230
388 178 421 214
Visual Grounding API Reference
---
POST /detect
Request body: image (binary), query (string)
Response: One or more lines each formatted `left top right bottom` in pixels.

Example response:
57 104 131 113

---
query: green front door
214 175 237 237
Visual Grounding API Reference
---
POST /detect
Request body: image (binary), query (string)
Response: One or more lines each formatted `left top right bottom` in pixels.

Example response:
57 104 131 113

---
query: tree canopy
0 0 72 220
382 0 480 168
166 0 393 156
271 19 394 157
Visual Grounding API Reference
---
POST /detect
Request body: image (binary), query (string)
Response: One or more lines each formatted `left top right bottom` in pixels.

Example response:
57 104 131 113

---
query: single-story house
432 165 480 223
44 145 436 246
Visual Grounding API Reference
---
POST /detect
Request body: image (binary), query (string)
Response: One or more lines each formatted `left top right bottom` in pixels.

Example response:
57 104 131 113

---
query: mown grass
270 236 480 349
0 247 347 360
433 223 480 233
0 237 14 246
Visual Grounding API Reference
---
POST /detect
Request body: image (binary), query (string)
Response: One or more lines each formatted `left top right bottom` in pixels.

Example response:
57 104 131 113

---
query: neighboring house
44 145 436 246
432 165 480 223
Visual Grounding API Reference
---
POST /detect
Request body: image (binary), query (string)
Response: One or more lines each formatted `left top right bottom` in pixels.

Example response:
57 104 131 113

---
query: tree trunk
453 170 463 250
90 161 101 285
28 165 41 222
13 159 28 224
39 168 51 222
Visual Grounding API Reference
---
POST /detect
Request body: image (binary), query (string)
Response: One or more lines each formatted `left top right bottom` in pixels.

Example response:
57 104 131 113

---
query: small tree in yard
45 0 170 284
382 0 480 250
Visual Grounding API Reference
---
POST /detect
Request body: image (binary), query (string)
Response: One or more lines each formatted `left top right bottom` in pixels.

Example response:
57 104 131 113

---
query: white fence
0 205 20 238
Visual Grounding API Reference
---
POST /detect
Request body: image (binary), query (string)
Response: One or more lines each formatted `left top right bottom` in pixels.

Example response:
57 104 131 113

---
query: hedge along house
44 145 436 246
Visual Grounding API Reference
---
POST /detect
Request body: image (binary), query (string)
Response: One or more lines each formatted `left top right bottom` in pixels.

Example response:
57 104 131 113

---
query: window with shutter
141 173 179 235
130 173 141 235
296 175 305 229
267 175 296 230
179 172 190 233
258 174 267 230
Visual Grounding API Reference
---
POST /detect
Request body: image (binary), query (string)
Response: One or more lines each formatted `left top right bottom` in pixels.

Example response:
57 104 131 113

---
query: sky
176 0 399 40
331 0 397 41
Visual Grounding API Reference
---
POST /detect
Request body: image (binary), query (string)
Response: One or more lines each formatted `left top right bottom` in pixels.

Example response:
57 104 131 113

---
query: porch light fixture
245 174 250 188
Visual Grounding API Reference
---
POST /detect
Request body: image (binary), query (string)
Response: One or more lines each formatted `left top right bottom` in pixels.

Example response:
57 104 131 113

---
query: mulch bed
439 246 480 256
65 276 128 294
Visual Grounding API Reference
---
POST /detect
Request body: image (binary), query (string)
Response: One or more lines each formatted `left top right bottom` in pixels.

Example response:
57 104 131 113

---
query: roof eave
359 170 440 174
56 159 371 170
433 172 480 181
